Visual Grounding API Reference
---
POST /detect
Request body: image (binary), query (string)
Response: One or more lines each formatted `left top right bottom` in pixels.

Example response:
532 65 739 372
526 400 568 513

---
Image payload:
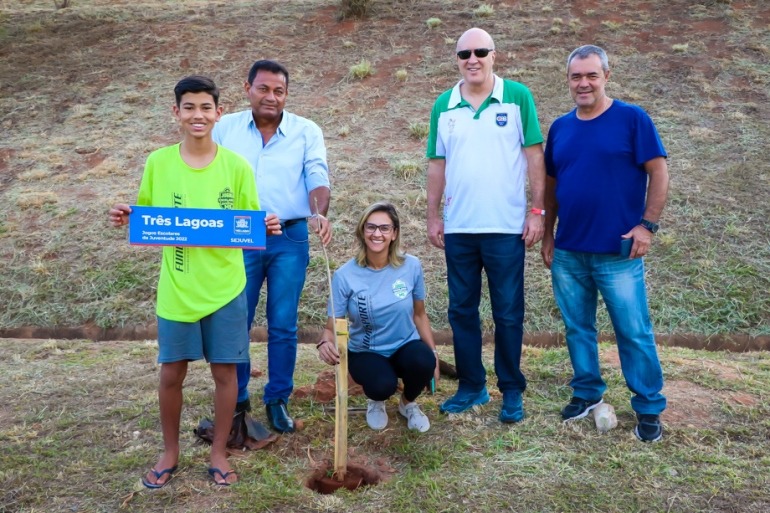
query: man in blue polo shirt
426 27 546 423
541 45 669 442
213 59 332 433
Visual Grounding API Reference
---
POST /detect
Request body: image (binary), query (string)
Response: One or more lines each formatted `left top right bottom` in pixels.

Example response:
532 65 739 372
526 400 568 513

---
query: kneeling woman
317 202 439 432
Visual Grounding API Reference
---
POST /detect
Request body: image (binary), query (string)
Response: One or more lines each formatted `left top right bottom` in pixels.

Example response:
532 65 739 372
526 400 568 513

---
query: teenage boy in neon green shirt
109 76 280 487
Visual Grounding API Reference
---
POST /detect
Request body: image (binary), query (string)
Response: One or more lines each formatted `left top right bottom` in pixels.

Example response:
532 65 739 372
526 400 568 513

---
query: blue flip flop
141 465 178 489
208 467 237 486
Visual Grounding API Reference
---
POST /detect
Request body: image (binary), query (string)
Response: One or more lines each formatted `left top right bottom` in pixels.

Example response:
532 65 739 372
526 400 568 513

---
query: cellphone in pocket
620 238 633 258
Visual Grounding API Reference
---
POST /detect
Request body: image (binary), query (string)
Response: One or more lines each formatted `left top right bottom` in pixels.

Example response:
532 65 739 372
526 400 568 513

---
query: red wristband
531 208 546 216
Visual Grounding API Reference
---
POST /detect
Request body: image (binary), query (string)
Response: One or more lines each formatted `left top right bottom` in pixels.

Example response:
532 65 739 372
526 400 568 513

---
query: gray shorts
157 289 250 364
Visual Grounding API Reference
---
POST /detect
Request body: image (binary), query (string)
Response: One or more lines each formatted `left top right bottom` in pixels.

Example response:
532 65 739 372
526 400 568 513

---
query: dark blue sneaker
440 388 490 414
561 396 603 421
634 413 663 442
499 392 524 423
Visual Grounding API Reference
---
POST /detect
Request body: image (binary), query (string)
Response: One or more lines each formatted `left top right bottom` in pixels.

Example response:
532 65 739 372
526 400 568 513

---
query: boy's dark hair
247 60 290 88
174 75 220 107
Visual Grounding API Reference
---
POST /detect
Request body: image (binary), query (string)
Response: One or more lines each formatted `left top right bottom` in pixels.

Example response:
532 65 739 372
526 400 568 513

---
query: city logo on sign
234 216 252 234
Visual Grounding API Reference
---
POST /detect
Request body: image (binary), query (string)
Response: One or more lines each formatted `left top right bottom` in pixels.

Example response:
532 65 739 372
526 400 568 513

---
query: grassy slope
1 338 769 513
0 0 769 338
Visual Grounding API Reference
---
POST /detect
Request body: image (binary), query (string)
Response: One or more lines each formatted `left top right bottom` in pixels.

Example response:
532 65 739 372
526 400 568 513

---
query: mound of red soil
293 369 365 403
306 460 392 494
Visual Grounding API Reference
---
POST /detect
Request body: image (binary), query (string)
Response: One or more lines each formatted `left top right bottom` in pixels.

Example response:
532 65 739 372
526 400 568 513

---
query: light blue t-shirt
212 109 330 219
328 254 426 357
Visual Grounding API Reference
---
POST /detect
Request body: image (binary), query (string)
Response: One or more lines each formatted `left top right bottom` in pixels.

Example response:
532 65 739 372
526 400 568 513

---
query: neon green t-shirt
136 143 260 322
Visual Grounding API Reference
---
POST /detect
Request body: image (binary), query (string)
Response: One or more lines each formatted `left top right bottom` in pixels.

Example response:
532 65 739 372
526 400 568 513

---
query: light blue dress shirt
212 109 330 219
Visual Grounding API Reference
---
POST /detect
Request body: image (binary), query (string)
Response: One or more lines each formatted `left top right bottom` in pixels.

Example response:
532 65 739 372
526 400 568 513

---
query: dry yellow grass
0 0 768 340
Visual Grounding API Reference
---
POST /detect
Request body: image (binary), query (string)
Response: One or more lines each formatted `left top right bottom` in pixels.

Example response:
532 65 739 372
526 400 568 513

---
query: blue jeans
236 220 310 404
551 249 666 414
444 233 526 394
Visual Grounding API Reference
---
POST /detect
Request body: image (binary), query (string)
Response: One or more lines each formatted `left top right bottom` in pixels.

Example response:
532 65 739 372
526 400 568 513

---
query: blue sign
128 206 266 249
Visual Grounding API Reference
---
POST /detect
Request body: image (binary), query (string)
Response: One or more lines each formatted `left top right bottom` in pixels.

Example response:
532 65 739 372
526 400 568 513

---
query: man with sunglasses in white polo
426 27 546 423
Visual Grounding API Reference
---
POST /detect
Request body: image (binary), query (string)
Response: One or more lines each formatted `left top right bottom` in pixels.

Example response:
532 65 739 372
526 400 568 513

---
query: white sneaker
398 399 430 432
366 399 388 430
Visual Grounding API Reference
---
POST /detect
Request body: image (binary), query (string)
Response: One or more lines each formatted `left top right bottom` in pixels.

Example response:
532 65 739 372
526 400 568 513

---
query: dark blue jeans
236 220 310 404
444 233 527 394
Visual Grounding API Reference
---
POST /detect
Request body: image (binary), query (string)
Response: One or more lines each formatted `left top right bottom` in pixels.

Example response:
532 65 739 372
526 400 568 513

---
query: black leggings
348 340 436 402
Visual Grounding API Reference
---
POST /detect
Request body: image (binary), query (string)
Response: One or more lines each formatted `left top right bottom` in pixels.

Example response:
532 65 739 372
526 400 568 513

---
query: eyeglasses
456 48 494 60
364 223 394 234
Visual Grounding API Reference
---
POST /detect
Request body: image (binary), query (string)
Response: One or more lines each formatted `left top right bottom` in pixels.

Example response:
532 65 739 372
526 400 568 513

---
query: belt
281 218 307 228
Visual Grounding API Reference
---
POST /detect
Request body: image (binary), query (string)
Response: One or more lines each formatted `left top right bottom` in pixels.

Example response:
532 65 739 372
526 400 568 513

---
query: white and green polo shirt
426 75 543 234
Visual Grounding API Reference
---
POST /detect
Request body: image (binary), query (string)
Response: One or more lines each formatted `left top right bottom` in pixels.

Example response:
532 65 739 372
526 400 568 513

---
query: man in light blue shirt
213 59 332 433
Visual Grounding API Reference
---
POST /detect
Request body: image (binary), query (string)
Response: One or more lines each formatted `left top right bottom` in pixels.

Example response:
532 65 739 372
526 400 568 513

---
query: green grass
407 121 430 140
473 4 494 18
349 59 373 79
1 339 768 512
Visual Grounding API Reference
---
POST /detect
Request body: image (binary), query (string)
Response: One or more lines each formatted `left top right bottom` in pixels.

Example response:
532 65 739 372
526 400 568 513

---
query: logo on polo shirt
496 113 508 127
392 279 408 299
218 187 234 209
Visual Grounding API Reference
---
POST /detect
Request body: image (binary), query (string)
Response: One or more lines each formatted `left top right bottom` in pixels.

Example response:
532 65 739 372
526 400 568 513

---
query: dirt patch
639 379 754 429
661 380 721 428
600 348 760 428
667 355 745 382
305 457 395 495
600 346 621 368
79 148 108 170
294 369 365 403
726 391 758 407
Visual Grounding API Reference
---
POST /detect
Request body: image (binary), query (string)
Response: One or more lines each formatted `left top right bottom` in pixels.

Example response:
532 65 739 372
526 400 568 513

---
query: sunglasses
456 48 494 60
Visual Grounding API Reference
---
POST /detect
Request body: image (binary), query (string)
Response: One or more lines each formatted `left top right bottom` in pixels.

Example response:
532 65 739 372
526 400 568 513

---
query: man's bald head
456 27 494 52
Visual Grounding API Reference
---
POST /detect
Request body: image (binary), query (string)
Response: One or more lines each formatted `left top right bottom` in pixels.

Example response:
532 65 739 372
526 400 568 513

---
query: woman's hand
317 339 340 365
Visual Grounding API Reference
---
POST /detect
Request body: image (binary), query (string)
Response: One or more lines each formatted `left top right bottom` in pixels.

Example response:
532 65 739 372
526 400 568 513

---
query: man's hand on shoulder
310 214 332 246
265 213 282 236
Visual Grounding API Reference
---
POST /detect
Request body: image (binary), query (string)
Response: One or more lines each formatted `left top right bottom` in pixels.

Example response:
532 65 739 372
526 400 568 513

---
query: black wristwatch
639 218 659 234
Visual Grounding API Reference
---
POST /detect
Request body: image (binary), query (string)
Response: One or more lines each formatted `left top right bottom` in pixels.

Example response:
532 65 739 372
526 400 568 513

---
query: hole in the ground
305 462 382 495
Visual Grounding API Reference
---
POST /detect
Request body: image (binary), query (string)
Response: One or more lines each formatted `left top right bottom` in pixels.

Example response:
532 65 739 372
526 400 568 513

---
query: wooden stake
313 197 349 481
333 318 349 481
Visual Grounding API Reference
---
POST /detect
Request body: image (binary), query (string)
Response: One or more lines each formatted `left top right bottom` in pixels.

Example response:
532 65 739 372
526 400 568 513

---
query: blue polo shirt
212 109 330 219
426 75 543 234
